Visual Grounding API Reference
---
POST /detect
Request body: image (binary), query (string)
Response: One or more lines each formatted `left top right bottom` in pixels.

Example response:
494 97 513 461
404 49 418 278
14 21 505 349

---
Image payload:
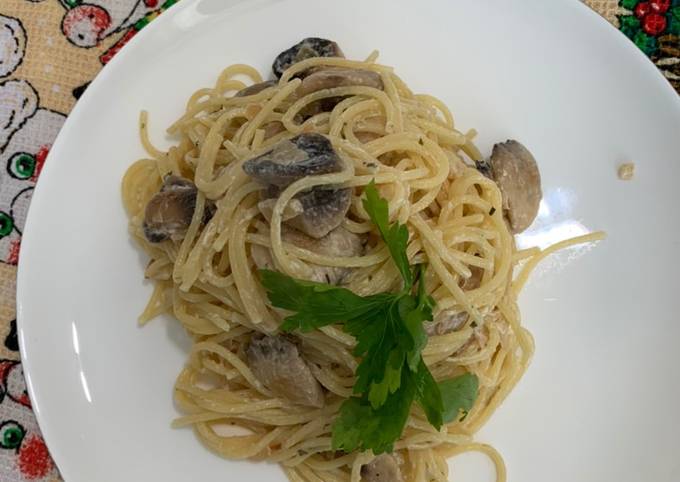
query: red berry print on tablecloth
635 1 652 17
643 12 668 34
17 435 53 480
650 0 672 13
618 0 680 60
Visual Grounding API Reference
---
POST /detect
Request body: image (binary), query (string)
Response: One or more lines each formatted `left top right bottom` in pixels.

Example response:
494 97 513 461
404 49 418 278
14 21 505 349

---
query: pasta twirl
122 52 604 482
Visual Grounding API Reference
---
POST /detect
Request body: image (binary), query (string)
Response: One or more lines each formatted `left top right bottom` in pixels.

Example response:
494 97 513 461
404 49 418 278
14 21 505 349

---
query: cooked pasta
121 40 604 482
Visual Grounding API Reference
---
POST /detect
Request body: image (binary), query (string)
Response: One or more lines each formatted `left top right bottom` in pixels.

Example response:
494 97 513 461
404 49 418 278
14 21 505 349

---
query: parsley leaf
415 263 435 316
414 359 444 429
362 181 413 288
402 265 431 372
260 269 390 332
333 368 418 454
260 182 480 455
348 298 407 406
439 373 480 423
367 348 405 409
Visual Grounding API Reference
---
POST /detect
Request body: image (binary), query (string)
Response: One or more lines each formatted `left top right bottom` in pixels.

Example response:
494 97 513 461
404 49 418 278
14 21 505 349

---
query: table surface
0 0 677 480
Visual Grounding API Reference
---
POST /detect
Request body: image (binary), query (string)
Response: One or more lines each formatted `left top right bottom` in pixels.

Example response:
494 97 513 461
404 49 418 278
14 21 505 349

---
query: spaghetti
121 45 604 482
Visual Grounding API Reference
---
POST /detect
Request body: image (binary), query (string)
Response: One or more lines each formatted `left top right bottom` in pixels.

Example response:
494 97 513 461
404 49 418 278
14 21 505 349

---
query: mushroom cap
285 225 363 284
246 335 325 408
235 80 277 98
287 187 352 239
360 454 404 482
243 133 343 188
425 310 468 336
484 140 542 234
297 68 383 97
142 176 198 243
272 37 344 78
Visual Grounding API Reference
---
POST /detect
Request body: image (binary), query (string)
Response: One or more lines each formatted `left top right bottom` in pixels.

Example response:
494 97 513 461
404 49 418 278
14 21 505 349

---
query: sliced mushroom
262 121 286 140
251 225 363 285
244 134 351 238
295 69 384 118
203 199 218 224
160 175 194 192
143 175 197 243
235 80 277 97
243 133 343 188
251 244 274 272
454 325 489 357
460 265 483 291
361 454 404 482
298 97 343 119
257 197 305 223
297 68 383 97
476 140 542 234
286 187 352 239
272 37 344 78
246 335 325 408
425 310 468 336
287 226 363 284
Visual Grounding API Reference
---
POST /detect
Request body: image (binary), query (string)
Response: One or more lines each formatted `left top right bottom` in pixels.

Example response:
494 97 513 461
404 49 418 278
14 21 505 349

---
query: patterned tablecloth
0 0 677 480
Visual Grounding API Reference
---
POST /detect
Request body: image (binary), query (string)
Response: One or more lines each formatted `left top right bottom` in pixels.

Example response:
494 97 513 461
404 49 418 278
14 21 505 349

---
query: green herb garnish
260 181 479 454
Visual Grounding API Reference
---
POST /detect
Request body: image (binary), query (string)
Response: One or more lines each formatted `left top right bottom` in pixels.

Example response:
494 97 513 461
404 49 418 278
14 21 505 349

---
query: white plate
16 0 680 481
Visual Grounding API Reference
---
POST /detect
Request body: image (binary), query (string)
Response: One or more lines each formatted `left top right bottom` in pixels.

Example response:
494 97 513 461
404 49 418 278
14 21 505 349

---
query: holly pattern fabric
619 0 680 90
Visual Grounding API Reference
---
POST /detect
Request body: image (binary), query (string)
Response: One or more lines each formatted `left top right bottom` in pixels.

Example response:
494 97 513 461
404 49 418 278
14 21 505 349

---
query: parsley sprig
260 181 478 454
